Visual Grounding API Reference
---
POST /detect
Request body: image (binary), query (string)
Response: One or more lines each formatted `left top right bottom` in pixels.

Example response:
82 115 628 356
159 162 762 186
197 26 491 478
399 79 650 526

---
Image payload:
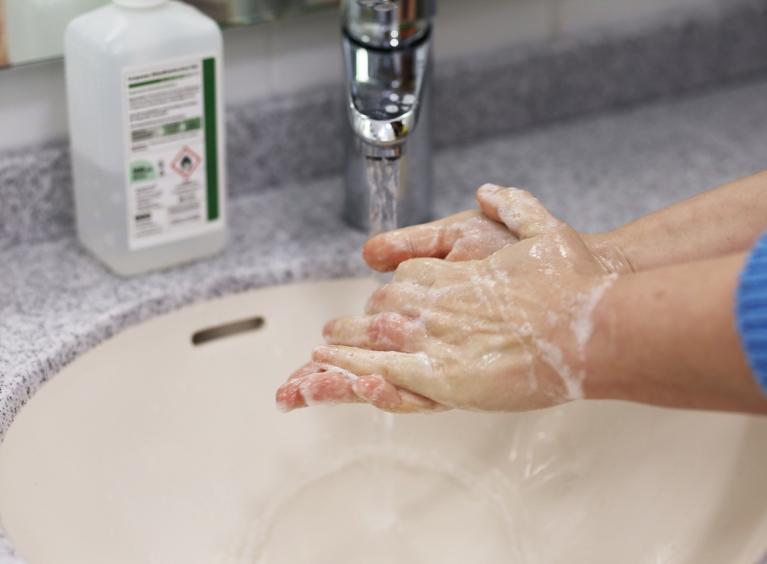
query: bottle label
122 55 222 250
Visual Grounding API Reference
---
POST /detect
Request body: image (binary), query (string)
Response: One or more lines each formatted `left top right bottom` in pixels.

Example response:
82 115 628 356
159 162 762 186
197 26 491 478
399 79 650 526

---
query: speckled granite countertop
2 77 767 561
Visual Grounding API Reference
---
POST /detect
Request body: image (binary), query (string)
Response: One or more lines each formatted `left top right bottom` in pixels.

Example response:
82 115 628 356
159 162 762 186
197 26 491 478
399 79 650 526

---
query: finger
313 345 440 399
364 283 476 336
476 184 561 239
276 363 320 411
276 368 360 412
364 283 473 336
362 211 480 272
352 375 448 413
276 370 313 411
365 282 424 316
285 361 324 382
323 312 424 352
443 218 518 261
393 257 456 286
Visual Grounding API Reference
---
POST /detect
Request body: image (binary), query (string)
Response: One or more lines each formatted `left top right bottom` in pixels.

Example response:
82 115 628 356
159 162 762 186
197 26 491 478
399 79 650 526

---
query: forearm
586 252 767 414
588 171 767 272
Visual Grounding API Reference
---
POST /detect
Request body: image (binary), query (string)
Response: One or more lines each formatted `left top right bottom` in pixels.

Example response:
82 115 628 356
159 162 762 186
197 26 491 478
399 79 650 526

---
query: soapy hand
277 185 625 412
363 209 519 271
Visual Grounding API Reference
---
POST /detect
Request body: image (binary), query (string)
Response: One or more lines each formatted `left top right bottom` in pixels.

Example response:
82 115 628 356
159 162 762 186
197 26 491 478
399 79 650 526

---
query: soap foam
570 274 617 352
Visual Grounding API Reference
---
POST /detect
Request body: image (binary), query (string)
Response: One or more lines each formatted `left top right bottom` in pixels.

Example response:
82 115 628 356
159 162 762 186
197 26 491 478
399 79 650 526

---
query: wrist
583 254 767 413
583 231 635 275
581 274 624 401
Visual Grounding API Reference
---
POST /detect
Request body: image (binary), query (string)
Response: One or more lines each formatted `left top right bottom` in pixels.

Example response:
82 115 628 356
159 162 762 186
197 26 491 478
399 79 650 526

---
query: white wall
0 0 731 152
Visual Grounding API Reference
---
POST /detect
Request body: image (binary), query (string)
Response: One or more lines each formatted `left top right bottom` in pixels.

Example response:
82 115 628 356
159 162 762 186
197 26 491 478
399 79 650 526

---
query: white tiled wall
0 0 737 151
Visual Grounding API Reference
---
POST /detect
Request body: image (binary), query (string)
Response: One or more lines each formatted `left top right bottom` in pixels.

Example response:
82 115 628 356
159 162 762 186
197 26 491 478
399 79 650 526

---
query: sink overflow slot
191 316 265 346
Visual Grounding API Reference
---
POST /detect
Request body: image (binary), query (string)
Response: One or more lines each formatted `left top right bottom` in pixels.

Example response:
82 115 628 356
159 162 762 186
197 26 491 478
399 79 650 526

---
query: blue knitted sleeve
736 232 767 395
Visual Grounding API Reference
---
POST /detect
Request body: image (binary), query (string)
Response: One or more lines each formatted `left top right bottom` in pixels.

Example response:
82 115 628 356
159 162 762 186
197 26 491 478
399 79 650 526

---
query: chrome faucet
341 0 435 231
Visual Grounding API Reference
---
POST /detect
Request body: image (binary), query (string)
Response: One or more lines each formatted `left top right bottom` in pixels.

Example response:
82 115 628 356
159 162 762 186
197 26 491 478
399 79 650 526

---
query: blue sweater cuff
736 232 767 395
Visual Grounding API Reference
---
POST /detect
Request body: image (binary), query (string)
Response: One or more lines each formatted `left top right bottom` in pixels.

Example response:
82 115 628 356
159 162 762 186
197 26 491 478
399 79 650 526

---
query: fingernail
478 183 502 195
322 320 335 340
313 345 333 361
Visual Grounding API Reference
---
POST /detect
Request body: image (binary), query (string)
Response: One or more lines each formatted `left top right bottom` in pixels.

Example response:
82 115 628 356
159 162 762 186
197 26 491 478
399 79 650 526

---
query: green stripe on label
203 57 219 221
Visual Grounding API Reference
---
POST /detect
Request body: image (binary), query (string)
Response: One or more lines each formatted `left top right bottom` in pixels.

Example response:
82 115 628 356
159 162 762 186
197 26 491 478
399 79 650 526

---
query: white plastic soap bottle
65 0 227 276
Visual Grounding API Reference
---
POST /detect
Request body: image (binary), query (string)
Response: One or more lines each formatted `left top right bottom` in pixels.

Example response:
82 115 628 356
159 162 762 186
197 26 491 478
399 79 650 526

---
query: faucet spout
341 0 435 231
343 31 429 154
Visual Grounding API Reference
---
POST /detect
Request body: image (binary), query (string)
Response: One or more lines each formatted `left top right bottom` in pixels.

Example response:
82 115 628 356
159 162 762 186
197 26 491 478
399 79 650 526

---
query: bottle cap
113 0 167 7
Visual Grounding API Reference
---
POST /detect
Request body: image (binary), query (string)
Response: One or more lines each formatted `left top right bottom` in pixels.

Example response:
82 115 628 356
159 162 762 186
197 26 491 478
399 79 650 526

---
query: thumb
476 184 561 239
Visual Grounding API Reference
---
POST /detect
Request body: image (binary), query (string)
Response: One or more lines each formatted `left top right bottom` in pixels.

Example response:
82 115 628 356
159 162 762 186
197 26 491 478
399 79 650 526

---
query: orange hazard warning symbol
171 146 202 179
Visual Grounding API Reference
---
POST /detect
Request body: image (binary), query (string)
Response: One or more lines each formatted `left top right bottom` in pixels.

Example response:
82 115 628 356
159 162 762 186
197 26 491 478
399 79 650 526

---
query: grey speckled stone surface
4 59 767 564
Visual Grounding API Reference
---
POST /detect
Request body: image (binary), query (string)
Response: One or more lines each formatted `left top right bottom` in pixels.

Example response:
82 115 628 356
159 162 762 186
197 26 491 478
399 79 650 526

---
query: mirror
0 0 338 69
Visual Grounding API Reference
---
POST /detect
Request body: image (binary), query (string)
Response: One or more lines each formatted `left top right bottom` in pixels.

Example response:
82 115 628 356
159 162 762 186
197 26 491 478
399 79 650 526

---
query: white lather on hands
277 185 621 413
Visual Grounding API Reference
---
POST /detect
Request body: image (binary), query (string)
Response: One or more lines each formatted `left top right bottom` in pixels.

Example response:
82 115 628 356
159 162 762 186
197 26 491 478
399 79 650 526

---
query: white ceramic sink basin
1 278 766 564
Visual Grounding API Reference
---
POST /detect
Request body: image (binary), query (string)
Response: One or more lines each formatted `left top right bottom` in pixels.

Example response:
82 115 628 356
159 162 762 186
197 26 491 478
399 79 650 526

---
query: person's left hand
363 209 519 272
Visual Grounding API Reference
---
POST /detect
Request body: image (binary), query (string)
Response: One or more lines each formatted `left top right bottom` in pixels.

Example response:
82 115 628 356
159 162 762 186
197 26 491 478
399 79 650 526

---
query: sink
1 278 766 564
